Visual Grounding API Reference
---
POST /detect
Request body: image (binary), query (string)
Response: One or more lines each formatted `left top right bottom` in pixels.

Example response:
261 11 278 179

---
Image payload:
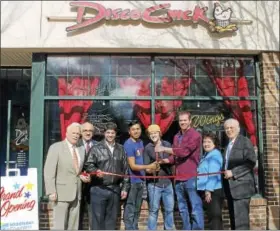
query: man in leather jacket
84 122 130 230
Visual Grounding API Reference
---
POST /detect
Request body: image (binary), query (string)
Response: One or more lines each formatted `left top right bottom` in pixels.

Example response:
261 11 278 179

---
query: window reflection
45 55 256 97
44 100 151 158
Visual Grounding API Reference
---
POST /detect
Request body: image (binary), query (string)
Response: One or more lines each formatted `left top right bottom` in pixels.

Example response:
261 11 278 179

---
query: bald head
81 122 94 141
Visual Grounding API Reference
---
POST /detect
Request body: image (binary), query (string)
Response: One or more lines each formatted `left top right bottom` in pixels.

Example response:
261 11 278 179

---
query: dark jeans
123 182 144 230
90 185 120 230
224 180 251 230
203 188 224 230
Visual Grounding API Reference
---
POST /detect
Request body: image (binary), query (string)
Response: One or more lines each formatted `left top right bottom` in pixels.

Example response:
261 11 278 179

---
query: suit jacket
77 138 98 160
224 135 256 199
77 138 98 203
44 140 85 202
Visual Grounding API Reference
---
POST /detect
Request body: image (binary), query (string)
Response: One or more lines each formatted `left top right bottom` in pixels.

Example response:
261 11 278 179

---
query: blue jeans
124 182 144 230
175 178 204 230
147 183 175 230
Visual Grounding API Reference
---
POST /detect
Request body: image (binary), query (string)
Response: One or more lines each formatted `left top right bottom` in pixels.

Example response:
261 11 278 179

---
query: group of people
44 111 257 230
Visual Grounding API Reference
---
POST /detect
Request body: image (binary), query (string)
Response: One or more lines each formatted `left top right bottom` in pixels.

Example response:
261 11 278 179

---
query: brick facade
38 52 279 230
39 198 267 230
260 52 280 230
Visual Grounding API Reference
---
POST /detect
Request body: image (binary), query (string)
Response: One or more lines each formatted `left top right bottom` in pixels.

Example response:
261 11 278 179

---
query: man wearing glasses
78 121 97 230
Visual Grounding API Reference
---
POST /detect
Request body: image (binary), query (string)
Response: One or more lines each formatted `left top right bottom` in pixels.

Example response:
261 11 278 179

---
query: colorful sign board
0 168 39 230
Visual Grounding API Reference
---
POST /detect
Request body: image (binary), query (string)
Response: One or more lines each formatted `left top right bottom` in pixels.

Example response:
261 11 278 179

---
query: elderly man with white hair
223 118 256 230
44 122 91 230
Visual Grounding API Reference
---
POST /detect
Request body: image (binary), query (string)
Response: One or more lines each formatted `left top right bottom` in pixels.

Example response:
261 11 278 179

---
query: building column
260 52 280 230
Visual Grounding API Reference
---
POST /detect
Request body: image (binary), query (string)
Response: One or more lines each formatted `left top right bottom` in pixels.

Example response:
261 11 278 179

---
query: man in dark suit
78 121 97 230
223 118 256 230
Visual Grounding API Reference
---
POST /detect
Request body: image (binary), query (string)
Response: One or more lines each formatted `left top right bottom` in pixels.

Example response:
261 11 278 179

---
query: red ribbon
82 171 225 179
81 168 258 178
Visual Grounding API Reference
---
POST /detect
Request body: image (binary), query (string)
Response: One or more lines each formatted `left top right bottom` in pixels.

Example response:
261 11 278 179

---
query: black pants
123 182 144 230
204 188 224 230
224 180 251 230
79 183 92 230
90 185 121 230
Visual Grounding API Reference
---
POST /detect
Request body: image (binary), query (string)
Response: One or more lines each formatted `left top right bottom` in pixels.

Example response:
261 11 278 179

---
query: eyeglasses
82 130 94 133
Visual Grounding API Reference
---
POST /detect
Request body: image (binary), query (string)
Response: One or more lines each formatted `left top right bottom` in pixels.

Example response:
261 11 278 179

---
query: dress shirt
83 139 92 153
225 138 236 170
66 139 80 165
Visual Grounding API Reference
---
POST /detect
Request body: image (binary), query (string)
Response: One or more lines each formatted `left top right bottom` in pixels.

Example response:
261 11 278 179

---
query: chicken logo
209 2 238 33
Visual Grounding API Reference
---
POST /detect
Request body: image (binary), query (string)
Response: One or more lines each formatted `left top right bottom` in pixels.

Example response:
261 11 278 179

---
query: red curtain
117 76 191 134
58 76 100 139
203 60 257 146
155 77 191 134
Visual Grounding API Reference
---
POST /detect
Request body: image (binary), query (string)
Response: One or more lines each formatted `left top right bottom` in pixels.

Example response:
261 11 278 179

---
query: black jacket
224 135 256 199
84 140 130 192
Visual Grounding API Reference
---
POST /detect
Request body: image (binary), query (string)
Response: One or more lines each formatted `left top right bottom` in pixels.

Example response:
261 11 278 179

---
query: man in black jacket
84 122 130 230
223 118 256 230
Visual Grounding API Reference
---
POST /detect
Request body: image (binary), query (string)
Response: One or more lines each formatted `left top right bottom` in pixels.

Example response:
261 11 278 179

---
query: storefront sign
66 2 241 33
191 113 225 128
0 168 39 230
48 2 252 33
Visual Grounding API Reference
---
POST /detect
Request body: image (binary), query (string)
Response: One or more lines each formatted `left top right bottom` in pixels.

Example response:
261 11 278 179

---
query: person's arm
44 144 59 199
127 157 157 171
125 142 158 171
120 147 130 198
205 151 223 191
143 146 155 174
84 146 104 177
231 137 256 180
172 135 201 158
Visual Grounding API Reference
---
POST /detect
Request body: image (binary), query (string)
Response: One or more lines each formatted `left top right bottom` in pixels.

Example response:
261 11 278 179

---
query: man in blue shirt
123 120 158 230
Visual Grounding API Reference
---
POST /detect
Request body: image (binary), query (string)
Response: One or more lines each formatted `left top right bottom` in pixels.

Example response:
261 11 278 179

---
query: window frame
29 53 264 198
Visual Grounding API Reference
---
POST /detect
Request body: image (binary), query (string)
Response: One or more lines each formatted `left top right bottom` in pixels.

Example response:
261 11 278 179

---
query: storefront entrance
0 68 31 176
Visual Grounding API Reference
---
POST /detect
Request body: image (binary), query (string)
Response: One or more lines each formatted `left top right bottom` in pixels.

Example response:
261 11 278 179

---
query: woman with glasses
197 132 223 230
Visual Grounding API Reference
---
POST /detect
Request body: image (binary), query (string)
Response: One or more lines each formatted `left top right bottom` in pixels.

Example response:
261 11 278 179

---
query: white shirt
66 139 80 166
225 137 236 170
105 141 115 154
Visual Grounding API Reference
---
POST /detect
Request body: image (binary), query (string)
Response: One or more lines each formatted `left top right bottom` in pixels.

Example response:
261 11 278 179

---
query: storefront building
1 1 279 229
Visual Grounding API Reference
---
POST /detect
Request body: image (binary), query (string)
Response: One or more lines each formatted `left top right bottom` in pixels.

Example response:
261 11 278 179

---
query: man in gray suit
44 122 91 230
223 118 256 230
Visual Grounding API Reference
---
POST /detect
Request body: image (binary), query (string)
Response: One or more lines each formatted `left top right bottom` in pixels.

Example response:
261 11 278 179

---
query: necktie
86 141 90 153
72 146 79 174
225 141 233 170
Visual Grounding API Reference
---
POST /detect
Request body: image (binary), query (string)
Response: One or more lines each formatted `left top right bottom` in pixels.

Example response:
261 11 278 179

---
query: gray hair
224 118 240 133
66 122 81 133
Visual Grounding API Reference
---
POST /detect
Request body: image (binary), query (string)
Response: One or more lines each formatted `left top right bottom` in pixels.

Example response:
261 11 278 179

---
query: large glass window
43 54 260 192
0 68 31 176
